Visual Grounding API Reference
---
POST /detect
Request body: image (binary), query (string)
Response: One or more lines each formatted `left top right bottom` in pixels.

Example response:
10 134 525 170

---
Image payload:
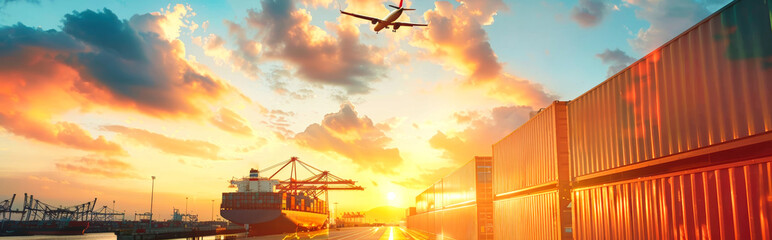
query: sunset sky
0 0 731 220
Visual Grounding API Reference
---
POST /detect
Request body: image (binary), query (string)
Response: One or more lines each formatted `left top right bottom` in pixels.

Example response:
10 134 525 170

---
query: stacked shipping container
568 0 772 238
406 156 493 240
409 0 771 239
492 102 571 240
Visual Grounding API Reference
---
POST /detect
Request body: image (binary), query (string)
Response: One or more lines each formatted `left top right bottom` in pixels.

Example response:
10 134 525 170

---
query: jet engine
392 24 400 32
372 20 378 25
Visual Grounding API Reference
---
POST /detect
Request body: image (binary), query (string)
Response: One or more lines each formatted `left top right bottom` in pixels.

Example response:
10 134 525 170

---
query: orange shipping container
440 204 478 240
494 190 570 240
572 157 772 239
493 101 569 196
442 161 477 208
492 102 571 240
568 0 772 179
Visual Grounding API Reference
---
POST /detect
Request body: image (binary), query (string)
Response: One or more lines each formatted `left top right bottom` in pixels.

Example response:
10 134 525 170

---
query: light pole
149 176 156 232
185 197 188 218
211 200 214 221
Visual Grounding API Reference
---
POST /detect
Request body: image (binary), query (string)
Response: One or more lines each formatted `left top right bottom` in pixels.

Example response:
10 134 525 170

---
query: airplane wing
392 21 428 27
340 10 381 23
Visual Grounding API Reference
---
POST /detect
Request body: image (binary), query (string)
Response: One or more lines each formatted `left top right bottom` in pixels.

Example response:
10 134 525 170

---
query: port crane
258 157 364 223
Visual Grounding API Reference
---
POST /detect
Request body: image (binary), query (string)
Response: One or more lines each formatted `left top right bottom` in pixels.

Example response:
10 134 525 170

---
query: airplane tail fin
398 0 403 8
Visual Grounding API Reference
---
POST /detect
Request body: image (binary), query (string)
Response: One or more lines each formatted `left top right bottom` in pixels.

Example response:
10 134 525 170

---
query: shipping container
416 185 434 214
408 156 493 239
494 190 571 240
572 157 772 239
493 102 569 196
439 204 479 240
568 0 772 179
434 180 443 211
442 160 477 208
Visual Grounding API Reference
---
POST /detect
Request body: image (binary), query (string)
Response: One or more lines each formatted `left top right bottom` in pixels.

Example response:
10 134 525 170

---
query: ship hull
221 209 327 236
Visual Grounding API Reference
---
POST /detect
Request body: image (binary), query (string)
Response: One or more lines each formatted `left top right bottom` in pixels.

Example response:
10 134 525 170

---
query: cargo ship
220 168 329 236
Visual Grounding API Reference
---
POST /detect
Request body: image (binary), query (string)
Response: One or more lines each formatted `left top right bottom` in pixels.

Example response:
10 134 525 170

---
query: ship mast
260 157 364 224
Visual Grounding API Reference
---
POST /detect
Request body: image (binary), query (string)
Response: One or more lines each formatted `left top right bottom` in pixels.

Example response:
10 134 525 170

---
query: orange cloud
210 108 254 136
0 113 124 155
102 125 225 160
293 103 403 174
202 0 387 94
391 166 455 189
0 8 246 151
430 105 534 163
55 156 139 179
410 1 555 107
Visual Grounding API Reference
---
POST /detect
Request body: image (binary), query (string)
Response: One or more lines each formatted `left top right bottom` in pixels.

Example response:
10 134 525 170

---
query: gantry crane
259 157 364 223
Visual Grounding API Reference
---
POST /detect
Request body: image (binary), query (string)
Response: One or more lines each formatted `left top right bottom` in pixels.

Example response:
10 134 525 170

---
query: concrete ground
243 226 435 240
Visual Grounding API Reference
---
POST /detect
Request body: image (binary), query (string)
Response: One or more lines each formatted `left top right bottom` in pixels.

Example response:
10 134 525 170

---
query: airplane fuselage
374 9 403 32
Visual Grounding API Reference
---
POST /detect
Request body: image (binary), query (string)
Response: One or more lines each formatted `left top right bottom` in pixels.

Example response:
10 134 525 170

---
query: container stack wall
407 157 492 239
492 102 571 240
567 0 772 182
567 0 772 238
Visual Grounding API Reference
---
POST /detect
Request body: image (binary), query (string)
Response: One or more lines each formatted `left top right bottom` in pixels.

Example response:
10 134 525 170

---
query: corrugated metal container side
493 102 569 195
494 190 570 240
439 204 478 240
572 157 772 239
568 0 772 179
408 211 436 234
443 160 477 208
416 185 435 214
433 180 443 211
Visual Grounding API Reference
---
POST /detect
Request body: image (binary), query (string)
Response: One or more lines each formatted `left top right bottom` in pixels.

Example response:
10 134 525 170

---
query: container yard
405 0 771 239
406 156 493 240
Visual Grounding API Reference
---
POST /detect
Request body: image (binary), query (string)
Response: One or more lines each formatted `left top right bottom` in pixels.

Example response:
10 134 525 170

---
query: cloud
596 48 637 77
410 1 502 83
210 108 254 136
0 8 239 116
249 0 387 94
264 66 315 99
102 125 225 160
293 103 403 174
204 0 387 94
486 74 558 108
265 109 297 139
0 0 39 9
298 0 333 8
0 7 244 152
55 156 139 179
624 0 723 53
430 105 534 163
195 21 263 79
409 1 555 107
571 0 608 27
0 113 125 155
391 166 456 189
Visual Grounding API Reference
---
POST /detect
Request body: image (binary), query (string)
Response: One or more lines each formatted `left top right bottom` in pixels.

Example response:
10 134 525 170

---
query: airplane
340 0 428 33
